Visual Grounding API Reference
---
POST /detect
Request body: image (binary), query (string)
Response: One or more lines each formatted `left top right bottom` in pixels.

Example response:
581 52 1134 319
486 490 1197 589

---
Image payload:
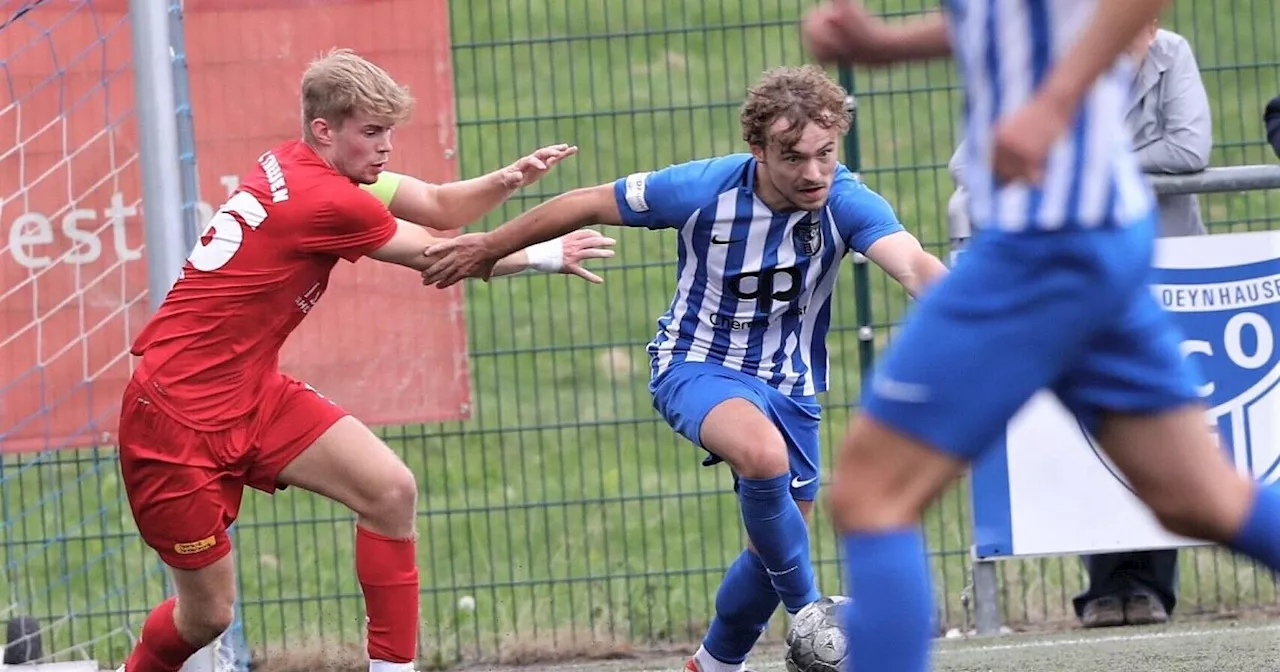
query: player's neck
303 138 341 173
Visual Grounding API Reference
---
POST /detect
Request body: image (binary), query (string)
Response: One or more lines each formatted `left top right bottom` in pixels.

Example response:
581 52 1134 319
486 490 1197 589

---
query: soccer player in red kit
115 49 614 672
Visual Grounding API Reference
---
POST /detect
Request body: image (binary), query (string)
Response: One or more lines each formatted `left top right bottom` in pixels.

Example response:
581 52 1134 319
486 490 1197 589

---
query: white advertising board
971 229 1280 558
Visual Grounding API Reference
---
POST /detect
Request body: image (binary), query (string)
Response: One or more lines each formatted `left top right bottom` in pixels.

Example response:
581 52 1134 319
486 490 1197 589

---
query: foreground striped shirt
944 0 1155 232
614 154 902 397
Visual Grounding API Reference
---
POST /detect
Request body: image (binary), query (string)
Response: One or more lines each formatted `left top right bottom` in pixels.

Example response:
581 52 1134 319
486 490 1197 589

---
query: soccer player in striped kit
417 65 948 672
803 0 1280 670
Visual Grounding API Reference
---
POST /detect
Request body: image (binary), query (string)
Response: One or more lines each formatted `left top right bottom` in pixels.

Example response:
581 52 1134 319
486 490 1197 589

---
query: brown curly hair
740 65 851 151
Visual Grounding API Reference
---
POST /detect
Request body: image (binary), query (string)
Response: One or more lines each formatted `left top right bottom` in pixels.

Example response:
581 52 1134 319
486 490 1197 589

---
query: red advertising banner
1 0 469 453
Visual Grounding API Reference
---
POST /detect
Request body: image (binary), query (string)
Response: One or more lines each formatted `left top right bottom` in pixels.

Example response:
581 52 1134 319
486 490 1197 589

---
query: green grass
4 0 1280 668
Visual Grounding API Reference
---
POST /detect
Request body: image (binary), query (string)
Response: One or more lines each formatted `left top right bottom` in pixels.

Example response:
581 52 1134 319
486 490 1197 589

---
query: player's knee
358 464 418 532
827 474 915 531
699 398 789 479
176 594 236 645
827 417 960 532
204 601 236 640
731 440 790 479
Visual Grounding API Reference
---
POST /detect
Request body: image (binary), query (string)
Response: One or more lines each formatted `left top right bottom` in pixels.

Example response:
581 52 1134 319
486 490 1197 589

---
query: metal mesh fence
1 0 1278 669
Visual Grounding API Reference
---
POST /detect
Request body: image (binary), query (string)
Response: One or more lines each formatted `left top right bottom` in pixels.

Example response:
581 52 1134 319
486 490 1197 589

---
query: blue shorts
862 214 1203 460
649 362 823 501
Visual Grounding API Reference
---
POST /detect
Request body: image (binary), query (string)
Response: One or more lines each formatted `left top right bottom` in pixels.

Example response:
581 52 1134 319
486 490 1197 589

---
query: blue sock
702 549 781 665
736 474 819 613
1228 485 1280 570
841 528 934 672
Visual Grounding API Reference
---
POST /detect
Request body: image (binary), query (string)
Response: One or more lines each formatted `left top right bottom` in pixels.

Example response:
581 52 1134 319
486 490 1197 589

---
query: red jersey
130 139 398 430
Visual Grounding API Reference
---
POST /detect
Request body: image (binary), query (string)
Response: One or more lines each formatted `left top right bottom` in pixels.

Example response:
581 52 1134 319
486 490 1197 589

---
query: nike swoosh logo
791 476 817 489
711 235 741 244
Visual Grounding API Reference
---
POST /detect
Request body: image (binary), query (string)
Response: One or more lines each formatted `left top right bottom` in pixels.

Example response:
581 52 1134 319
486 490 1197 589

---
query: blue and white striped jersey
613 154 903 397
944 0 1155 232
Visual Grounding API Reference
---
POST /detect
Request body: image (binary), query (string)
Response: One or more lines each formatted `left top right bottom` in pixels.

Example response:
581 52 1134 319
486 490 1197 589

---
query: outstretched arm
482 184 621 260
863 232 948 299
364 144 578 231
831 170 949 299
367 219 531 276
803 1 951 67
368 219 614 282
419 183 623 288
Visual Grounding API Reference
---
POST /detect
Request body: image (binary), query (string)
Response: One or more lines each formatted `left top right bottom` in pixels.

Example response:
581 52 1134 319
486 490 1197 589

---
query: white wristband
524 238 564 273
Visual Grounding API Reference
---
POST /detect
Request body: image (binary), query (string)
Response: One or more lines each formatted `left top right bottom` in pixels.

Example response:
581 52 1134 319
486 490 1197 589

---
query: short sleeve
613 157 733 230
827 165 905 254
297 186 399 262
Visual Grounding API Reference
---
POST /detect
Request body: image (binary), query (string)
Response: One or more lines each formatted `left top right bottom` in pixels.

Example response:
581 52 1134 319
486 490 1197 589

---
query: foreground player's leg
1094 407 1280 570
828 225 1131 671
278 417 421 671
702 399 820 614
693 501 816 672
116 380 244 672
125 554 238 671
829 417 967 672
1064 275 1280 573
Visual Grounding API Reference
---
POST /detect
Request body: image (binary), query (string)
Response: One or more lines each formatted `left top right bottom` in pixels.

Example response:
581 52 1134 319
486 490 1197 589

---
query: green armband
362 171 404 206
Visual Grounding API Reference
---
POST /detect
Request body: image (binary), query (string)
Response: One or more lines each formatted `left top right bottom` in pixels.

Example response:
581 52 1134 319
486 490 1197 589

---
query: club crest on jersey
793 216 823 256
1082 255 1280 489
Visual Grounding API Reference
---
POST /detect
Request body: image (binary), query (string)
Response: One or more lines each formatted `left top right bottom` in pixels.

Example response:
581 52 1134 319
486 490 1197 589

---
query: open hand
498 144 580 190
558 229 616 284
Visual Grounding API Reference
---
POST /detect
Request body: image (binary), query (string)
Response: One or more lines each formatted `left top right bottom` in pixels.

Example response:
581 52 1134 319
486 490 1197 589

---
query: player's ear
749 143 768 164
309 117 334 146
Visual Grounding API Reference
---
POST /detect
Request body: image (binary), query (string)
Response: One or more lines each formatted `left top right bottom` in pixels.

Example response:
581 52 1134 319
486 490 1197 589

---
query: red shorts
117 372 348 570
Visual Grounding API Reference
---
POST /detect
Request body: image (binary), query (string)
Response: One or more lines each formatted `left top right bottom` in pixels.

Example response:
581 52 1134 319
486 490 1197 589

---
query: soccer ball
784 596 851 672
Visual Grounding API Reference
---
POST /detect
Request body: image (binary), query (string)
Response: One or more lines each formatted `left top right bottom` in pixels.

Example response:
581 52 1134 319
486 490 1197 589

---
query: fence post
945 162 1004 637
836 68 874 393
129 0 186 303
129 1 249 668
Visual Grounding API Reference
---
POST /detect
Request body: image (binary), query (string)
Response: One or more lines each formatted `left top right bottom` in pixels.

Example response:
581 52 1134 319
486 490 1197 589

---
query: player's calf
694 549 780 672
830 415 967 672
124 554 237 672
277 417 421 669
701 399 817 614
1095 407 1280 571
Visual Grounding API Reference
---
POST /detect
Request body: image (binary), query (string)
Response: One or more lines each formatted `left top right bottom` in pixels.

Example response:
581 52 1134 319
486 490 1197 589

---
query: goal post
2 2 466 668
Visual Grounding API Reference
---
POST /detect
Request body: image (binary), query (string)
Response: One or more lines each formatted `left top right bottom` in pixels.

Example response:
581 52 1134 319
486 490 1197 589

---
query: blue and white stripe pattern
613 154 903 396
944 0 1154 232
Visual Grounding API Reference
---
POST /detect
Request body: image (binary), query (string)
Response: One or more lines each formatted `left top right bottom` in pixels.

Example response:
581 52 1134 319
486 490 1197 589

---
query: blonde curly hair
740 65 851 151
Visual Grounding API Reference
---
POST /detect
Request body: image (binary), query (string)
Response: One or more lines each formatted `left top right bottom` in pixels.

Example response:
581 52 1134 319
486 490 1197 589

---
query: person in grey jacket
1072 22 1211 629
946 20 1211 630
1125 23 1213 237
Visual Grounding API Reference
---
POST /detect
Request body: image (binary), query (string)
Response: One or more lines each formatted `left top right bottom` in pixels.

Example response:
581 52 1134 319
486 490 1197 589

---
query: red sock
124 597 201 672
356 525 420 663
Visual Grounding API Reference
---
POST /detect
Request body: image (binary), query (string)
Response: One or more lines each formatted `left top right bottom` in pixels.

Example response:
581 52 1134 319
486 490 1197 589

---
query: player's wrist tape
525 238 563 273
